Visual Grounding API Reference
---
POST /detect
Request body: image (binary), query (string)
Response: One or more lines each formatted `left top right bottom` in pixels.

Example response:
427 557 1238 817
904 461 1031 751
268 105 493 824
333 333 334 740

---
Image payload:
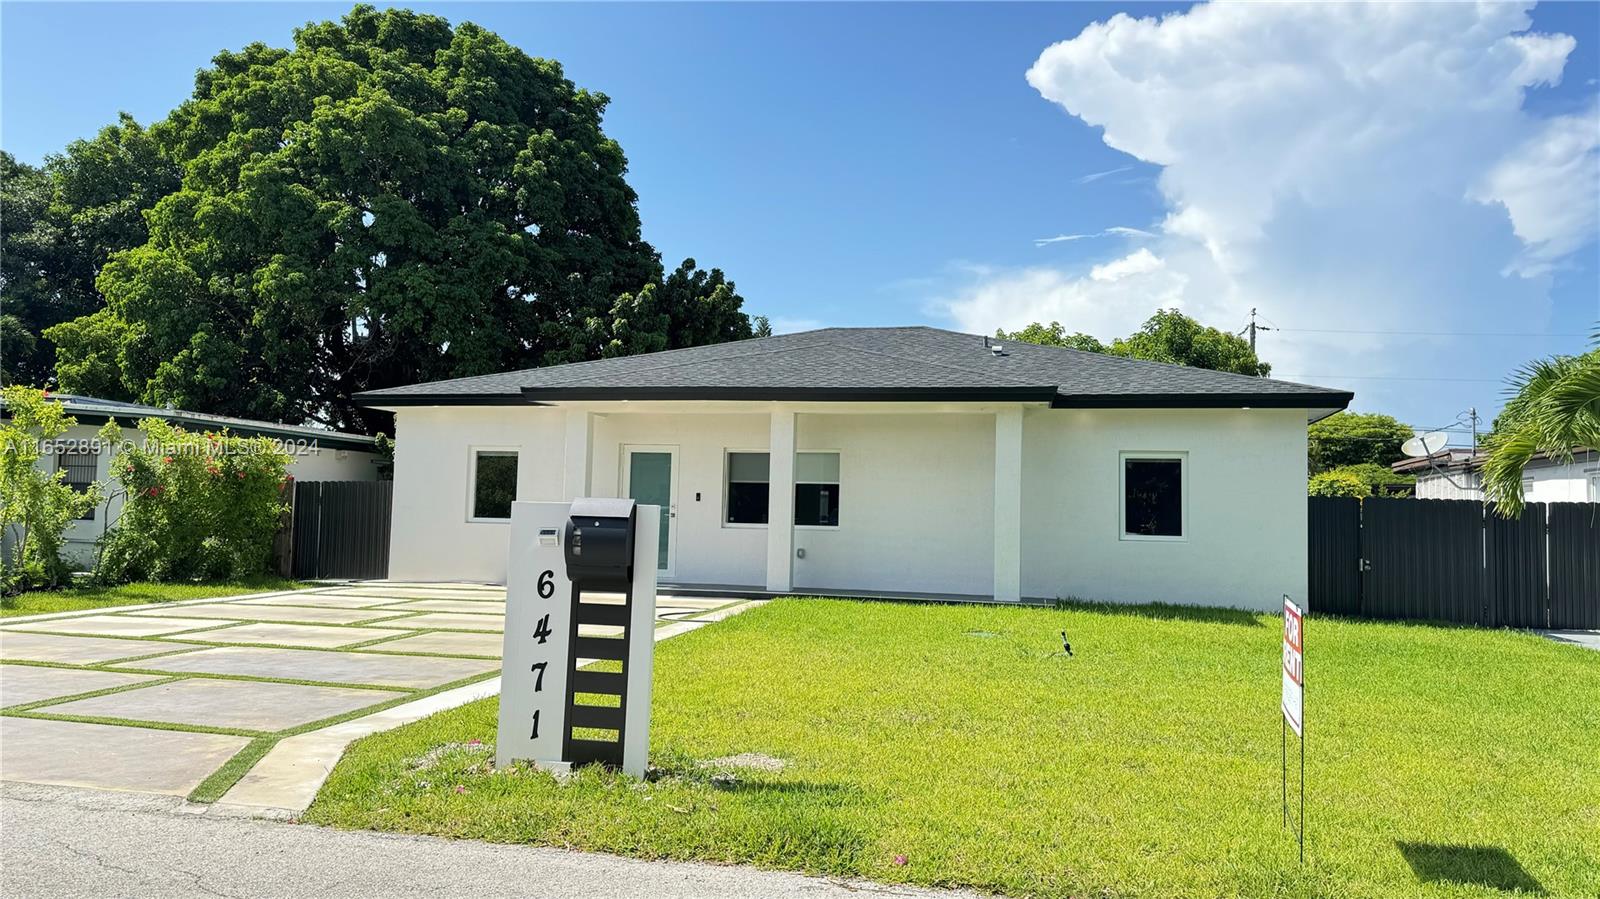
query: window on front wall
58 450 98 521
795 452 840 527
1122 454 1183 539
470 450 518 520
725 452 770 525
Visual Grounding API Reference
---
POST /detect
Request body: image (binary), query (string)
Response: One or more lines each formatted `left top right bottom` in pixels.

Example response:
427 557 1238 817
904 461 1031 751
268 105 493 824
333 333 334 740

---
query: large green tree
599 258 769 358
998 309 1270 377
1306 411 1414 474
1 117 178 386
48 5 760 433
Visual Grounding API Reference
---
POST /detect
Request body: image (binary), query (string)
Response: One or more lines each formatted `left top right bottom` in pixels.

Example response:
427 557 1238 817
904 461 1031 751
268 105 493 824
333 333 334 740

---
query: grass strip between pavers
185 669 500 804
4 709 270 738
0 674 188 714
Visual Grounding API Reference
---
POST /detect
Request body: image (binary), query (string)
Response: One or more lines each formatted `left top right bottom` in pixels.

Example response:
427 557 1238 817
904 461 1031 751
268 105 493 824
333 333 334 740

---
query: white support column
993 406 1024 603
766 408 796 593
562 409 593 501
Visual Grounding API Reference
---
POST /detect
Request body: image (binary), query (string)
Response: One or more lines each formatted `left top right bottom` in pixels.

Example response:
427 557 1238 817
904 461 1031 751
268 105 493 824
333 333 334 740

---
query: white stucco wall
1021 408 1308 611
790 413 996 597
387 406 567 584
33 422 380 569
1413 453 1600 503
384 402 1311 611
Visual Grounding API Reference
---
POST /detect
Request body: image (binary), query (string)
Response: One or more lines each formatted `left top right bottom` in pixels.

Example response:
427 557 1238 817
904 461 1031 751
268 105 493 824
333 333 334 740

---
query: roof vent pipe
991 344 1006 357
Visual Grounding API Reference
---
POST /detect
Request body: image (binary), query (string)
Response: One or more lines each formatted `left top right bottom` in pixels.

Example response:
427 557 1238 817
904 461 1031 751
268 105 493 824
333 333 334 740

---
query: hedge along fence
94 418 292 583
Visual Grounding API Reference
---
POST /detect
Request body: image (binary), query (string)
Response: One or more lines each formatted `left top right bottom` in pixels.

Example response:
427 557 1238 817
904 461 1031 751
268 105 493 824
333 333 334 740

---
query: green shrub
1307 469 1368 498
1308 463 1416 498
0 387 100 594
95 418 290 583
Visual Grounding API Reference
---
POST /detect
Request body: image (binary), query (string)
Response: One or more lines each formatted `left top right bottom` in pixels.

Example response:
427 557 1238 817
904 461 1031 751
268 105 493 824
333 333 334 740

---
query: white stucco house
1394 447 1599 502
4 394 382 568
356 327 1352 611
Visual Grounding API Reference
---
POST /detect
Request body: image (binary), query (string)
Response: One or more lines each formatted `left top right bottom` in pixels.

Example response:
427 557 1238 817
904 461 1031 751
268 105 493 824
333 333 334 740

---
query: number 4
532 614 552 644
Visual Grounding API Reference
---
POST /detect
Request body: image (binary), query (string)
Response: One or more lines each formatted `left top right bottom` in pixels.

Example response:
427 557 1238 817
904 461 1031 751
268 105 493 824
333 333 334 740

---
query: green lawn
307 598 1599 898
0 576 304 618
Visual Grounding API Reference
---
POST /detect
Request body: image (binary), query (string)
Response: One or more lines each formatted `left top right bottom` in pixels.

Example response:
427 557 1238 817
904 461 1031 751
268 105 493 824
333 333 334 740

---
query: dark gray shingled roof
354 326 1353 411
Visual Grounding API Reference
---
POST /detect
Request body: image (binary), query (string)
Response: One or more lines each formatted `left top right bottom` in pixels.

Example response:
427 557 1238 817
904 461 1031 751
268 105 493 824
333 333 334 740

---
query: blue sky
4 2 1597 437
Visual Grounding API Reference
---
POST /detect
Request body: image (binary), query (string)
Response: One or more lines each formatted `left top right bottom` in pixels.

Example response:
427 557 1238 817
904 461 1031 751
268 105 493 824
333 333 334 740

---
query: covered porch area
556 402 1035 602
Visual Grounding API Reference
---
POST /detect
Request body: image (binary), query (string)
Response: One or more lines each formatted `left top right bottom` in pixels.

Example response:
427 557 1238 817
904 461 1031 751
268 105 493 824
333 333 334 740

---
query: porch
555 403 1031 602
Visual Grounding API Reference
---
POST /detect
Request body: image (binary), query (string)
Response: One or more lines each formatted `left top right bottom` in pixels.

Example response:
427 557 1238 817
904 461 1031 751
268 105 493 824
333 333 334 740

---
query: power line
1275 327 1587 338
1279 374 1505 383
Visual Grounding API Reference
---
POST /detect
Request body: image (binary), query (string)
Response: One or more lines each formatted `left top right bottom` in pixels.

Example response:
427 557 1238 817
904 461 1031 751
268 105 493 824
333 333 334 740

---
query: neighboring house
3 394 382 568
356 327 1352 611
1393 447 1600 502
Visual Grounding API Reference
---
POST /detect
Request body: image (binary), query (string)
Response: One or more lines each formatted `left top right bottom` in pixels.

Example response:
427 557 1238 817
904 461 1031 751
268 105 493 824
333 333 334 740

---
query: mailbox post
496 499 659 777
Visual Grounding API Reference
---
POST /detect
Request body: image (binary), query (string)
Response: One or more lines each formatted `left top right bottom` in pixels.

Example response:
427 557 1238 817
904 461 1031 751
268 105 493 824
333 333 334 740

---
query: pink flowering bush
95 418 290 582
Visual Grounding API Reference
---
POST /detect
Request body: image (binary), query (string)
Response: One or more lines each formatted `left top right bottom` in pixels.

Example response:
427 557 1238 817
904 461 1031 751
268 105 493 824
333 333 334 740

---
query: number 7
530 661 547 692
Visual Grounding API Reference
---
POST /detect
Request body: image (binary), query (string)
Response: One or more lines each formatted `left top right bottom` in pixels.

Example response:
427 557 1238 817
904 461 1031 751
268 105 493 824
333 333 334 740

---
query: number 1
529 709 540 740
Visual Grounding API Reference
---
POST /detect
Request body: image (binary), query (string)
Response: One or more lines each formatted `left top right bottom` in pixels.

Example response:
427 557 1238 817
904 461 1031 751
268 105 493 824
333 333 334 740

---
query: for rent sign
1281 597 1304 736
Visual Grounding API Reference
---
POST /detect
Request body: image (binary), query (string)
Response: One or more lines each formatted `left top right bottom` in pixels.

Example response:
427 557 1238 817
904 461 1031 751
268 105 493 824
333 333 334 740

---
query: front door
623 446 677 577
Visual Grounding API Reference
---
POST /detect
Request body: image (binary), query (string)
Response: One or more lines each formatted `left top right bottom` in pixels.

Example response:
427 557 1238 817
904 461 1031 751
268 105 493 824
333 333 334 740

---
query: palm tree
1480 340 1600 517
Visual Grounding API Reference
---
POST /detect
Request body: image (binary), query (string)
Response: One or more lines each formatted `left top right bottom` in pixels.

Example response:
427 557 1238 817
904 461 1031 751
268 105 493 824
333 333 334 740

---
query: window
1121 454 1183 539
795 452 840 527
58 450 98 521
470 450 518 520
725 452 770 525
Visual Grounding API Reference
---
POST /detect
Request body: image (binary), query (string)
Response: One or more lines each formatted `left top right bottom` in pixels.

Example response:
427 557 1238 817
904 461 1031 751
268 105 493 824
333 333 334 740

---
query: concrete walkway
1 583 755 810
3 782 974 899
1534 629 1600 652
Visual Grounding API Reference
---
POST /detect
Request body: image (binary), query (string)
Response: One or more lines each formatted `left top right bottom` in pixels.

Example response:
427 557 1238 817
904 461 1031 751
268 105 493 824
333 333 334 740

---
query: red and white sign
1281 596 1304 736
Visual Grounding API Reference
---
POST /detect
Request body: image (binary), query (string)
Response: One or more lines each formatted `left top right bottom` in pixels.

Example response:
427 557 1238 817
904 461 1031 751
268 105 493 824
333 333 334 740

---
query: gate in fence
287 480 393 580
1308 496 1600 628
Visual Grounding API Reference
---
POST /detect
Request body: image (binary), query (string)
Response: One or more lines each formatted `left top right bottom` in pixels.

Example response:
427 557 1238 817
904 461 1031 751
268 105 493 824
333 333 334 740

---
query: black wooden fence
286 480 393 580
1308 496 1600 628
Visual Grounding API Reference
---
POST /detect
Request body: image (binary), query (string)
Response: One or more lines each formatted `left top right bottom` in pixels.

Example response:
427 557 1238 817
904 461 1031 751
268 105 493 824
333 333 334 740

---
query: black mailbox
564 497 636 583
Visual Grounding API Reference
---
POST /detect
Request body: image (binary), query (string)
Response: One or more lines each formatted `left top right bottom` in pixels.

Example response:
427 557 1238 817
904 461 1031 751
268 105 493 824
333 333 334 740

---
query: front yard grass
0 576 304 618
306 598 1598 898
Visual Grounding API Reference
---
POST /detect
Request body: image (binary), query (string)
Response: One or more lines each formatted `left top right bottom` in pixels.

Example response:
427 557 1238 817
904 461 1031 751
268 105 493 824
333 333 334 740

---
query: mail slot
564 497 637 583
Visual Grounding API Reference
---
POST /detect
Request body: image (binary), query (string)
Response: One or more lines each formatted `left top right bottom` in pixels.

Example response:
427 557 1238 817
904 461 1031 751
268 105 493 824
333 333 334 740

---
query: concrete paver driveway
0 583 751 805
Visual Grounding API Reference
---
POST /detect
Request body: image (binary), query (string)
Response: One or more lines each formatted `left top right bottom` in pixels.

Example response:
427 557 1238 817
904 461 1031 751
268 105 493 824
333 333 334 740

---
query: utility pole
1243 308 1274 354
1469 407 1480 455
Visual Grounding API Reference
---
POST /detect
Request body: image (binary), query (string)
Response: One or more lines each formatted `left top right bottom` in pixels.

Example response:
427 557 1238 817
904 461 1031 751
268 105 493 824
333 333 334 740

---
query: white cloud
1034 233 1092 246
1074 165 1133 184
938 252 1187 340
770 317 824 334
1471 102 1600 275
1090 248 1163 281
947 1 1597 415
1034 226 1156 246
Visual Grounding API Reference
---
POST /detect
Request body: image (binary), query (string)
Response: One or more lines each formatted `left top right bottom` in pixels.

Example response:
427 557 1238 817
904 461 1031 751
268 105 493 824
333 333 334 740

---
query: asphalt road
2 784 970 899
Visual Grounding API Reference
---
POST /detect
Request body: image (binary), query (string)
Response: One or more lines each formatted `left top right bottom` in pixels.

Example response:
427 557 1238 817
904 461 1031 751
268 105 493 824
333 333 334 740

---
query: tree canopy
35 5 763 433
1306 411 1414 474
1480 345 1600 517
0 118 180 385
997 309 1270 377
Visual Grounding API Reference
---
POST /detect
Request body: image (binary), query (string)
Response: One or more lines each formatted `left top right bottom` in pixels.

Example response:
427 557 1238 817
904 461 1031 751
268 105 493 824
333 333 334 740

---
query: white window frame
722 449 770 529
794 449 842 530
466 446 519 523
1118 451 1187 542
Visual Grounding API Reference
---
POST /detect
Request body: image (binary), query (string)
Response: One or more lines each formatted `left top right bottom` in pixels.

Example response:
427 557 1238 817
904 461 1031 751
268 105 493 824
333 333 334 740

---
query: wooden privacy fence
1309 496 1600 628
281 480 393 580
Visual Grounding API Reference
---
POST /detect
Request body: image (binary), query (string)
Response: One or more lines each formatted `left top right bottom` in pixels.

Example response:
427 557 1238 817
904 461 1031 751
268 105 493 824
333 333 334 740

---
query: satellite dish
1401 431 1450 458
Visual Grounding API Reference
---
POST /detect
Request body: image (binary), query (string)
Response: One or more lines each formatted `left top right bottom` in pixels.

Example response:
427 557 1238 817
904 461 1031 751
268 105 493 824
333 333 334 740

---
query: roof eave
519 386 1061 403
1051 391 1354 412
